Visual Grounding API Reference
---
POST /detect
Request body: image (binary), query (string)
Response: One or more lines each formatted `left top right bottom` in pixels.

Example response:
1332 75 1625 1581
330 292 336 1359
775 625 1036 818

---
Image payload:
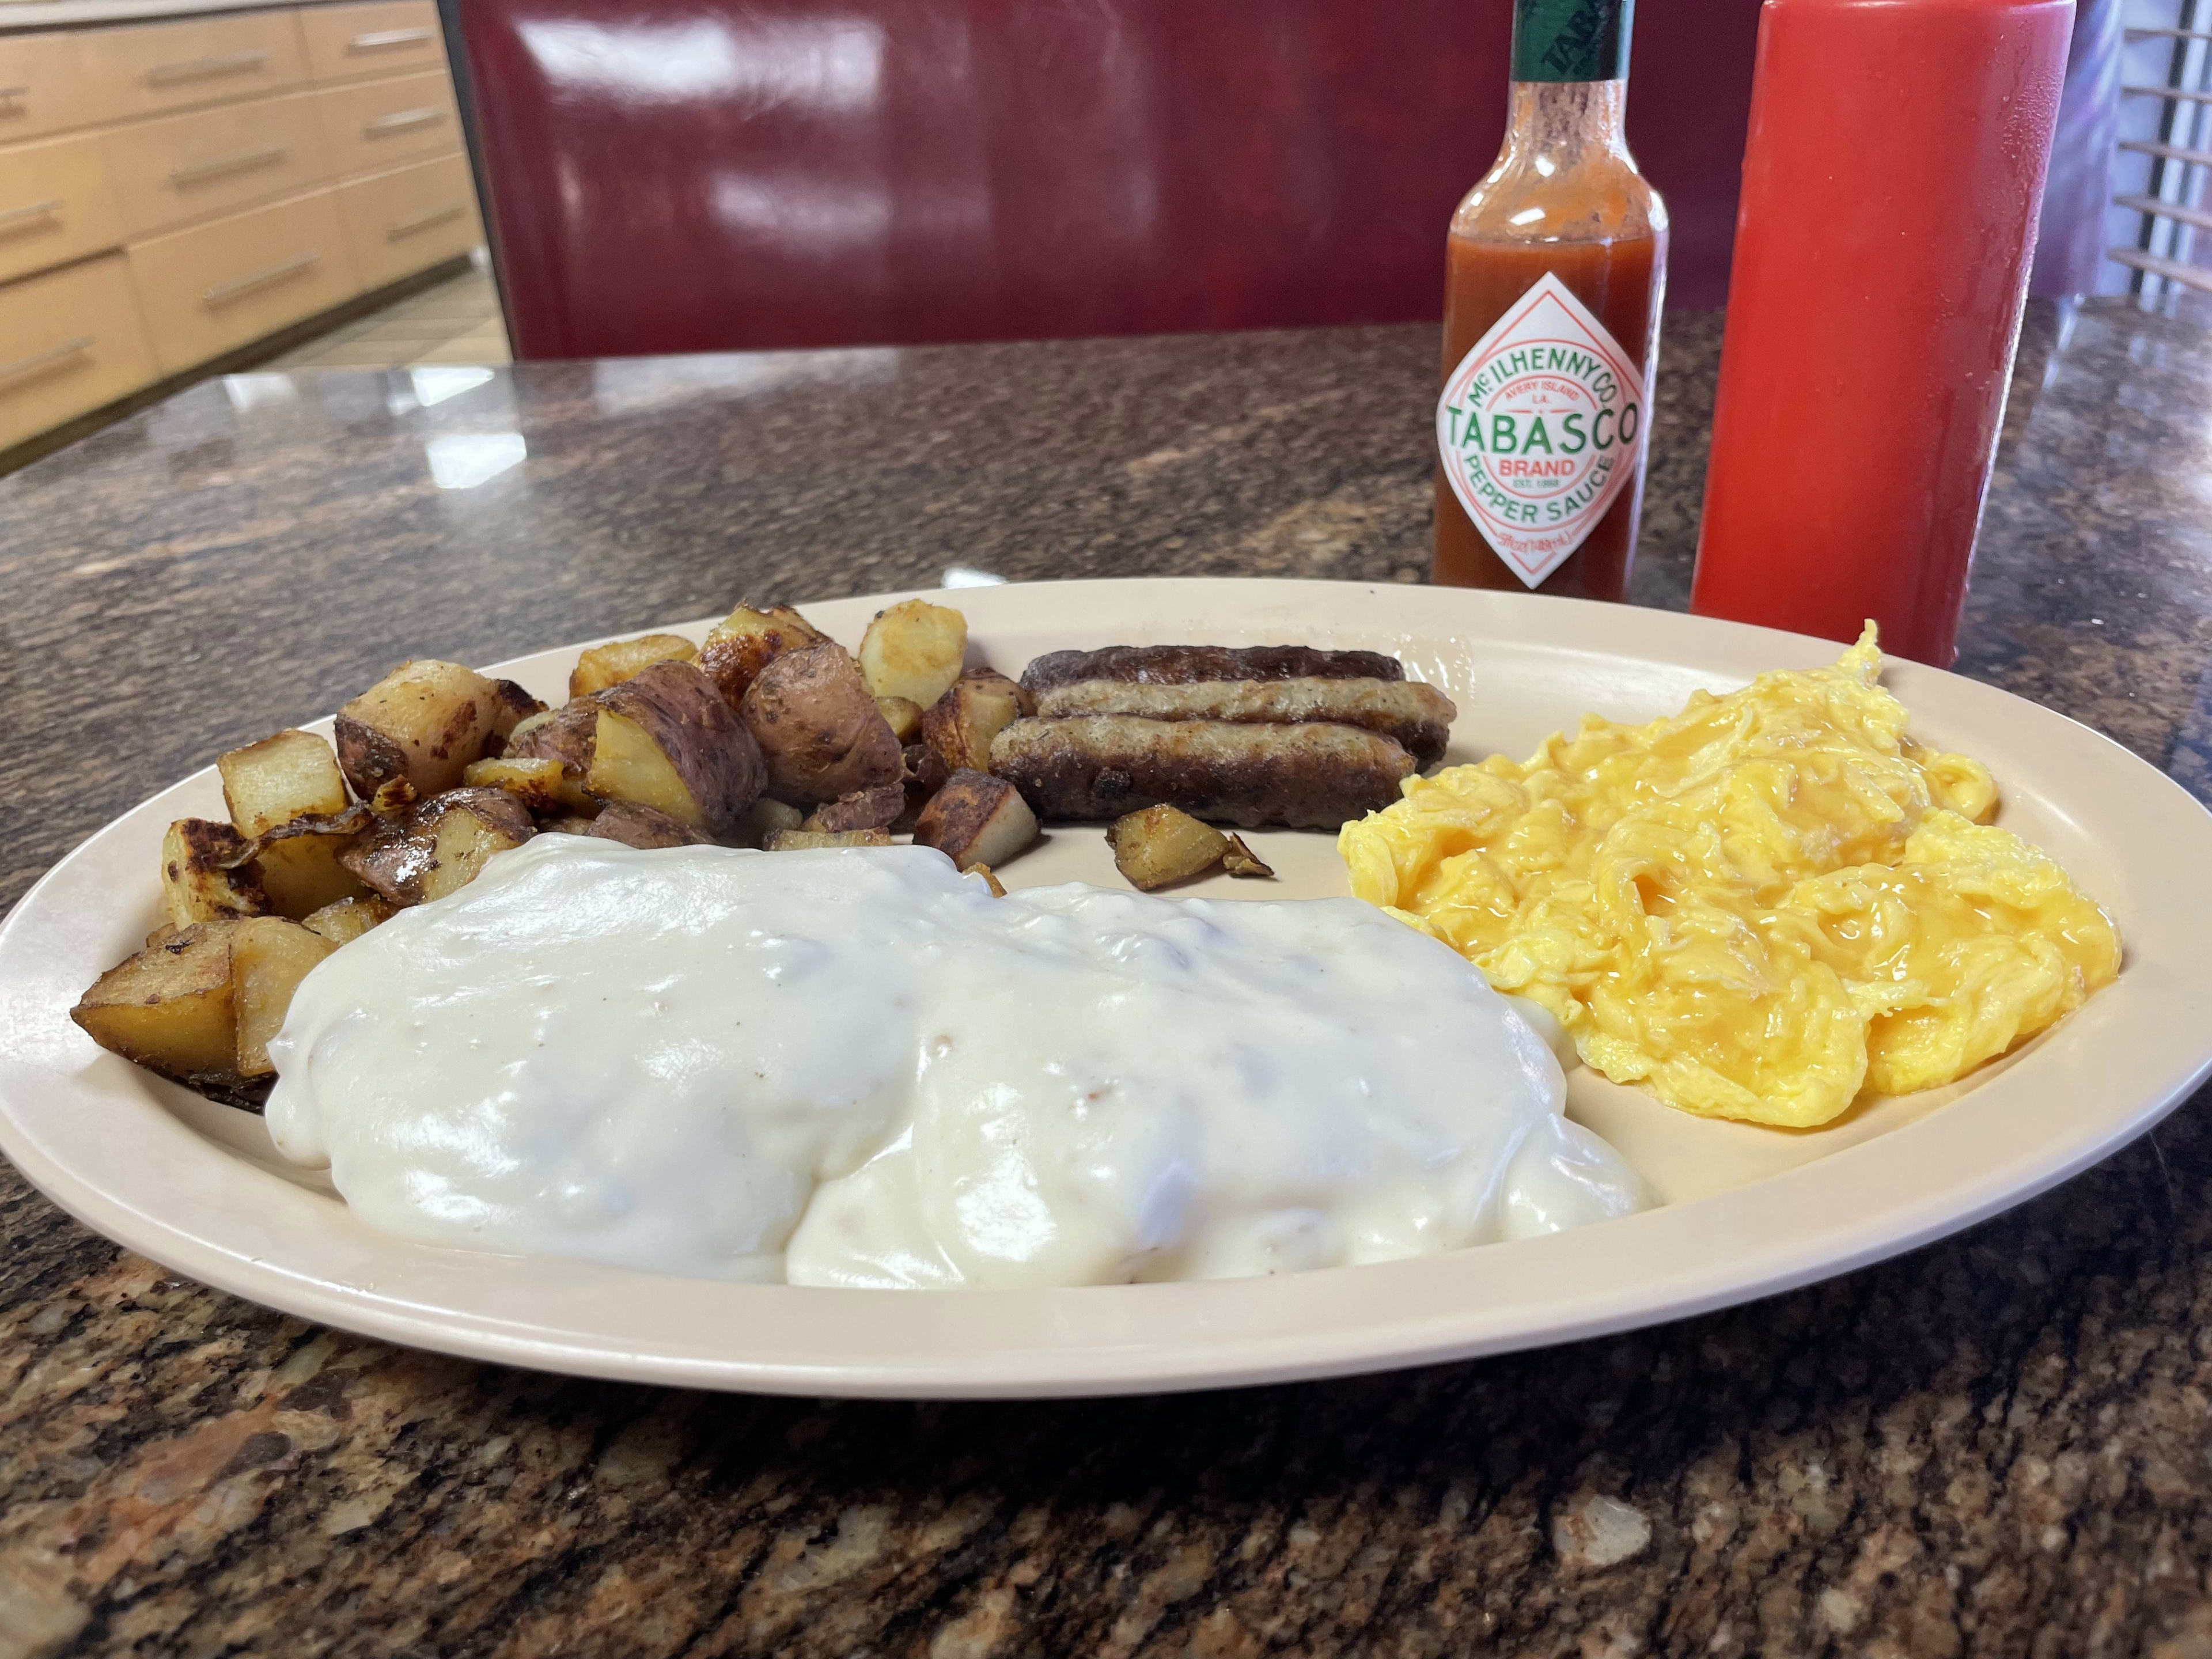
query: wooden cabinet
0 132 121 285
0 255 158 450
339 150 476 289
0 3 490 447
129 185 361 374
315 68 456 178
76 11 309 124
298 1 445 84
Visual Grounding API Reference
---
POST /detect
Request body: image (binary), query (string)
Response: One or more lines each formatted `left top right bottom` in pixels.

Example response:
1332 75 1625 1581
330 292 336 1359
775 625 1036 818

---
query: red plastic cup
1688 0 2073 666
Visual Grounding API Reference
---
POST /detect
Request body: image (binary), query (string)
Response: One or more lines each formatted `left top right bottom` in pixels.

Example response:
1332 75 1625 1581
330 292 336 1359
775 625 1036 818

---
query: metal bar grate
2115 0 2212 307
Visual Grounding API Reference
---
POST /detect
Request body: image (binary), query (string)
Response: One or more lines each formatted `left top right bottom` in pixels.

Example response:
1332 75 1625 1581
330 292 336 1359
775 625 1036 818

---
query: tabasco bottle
1433 0 1668 599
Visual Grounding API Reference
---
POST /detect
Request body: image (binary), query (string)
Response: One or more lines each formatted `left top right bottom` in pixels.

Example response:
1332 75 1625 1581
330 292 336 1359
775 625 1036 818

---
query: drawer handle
0 85 28 103
147 49 270 88
347 27 433 51
170 144 287 188
364 106 444 137
0 334 93 388
388 202 465 240
0 198 62 235
202 250 320 307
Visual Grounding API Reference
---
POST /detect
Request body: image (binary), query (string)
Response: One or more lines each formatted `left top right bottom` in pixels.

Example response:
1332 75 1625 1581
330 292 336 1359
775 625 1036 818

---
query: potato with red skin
340 788 536 906
335 660 508 800
739 644 903 805
583 801 711 849
697 603 827 710
588 661 766 841
914 770 1039 871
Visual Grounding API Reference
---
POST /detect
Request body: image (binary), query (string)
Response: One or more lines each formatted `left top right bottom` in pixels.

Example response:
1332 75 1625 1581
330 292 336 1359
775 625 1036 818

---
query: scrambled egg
1339 627 2120 1127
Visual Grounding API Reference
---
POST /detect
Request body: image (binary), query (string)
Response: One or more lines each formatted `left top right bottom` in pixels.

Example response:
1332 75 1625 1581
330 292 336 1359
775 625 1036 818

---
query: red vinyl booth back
454 0 1763 360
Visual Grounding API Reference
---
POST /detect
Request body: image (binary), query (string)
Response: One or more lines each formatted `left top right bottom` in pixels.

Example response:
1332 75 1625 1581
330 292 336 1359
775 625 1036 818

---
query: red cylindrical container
1688 0 2072 666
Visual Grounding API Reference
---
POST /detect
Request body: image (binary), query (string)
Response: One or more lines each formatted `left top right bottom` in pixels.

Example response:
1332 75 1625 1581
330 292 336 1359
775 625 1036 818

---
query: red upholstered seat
454 0 1761 359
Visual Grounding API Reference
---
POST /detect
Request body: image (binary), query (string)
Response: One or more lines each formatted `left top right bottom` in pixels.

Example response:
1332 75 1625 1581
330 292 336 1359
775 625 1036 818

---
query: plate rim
3 575 2207 1399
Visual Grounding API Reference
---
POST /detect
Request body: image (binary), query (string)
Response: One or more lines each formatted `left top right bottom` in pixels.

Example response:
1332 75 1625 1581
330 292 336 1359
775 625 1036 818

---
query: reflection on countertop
5 299 2212 1656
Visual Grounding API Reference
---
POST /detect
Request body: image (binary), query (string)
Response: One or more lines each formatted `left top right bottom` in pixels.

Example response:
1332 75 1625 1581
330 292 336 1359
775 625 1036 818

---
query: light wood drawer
0 131 120 284
103 90 333 239
0 32 102 145
300 1 445 85
79 11 308 125
0 253 157 450
316 69 456 179
338 150 477 289
128 187 359 375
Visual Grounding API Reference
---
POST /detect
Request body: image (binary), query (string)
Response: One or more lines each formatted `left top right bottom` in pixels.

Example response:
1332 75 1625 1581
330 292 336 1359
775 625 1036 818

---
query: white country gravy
266 838 1649 1287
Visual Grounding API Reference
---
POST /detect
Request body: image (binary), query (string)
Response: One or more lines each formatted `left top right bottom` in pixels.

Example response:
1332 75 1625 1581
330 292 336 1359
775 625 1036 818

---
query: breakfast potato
697 603 828 710
463 756 600 817
246 809 374 918
802 782 906 834
875 696 925 744
487 679 547 744
922 669 1034 776
367 779 418 817
586 661 766 840
342 787 536 906
914 770 1038 872
217 730 350 838
1108 805 1229 891
71 922 248 1098
230 917 336 1077
568 633 699 700
1221 834 1275 879
969 864 1008 897
161 819 268 929
582 801 711 849
335 659 507 800
765 828 893 850
740 645 904 805
302 895 396 945
748 797 805 843
498 698 601 773
857 599 968 708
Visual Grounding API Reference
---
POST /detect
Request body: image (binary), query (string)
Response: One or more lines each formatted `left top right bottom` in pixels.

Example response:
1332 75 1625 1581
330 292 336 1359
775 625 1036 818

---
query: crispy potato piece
302 895 396 945
245 808 374 919
342 787 536 906
748 797 805 843
71 921 252 1101
218 730 350 839
368 778 418 817
858 599 968 707
487 679 547 744
162 819 268 929
231 917 336 1077
922 669 1033 775
584 801 711 849
1109 805 1229 891
463 756 600 816
969 863 1008 897
499 697 601 774
914 770 1039 871
1221 834 1276 879
876 696 925 744
587 661 766 840
802 782 906 833
335 659 506 800
698 603 828 710
740 644 904 805
568 634 699 699
765 828 894 850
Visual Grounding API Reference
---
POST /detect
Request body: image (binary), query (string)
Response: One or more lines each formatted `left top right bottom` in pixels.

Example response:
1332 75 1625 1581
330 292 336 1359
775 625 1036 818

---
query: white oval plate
3 578 2208 1398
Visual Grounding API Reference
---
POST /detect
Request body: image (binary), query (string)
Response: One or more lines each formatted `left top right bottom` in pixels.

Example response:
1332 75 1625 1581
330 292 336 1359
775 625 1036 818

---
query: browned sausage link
1032 677 1457 768
988 717 1414 830
1018 645 1406 694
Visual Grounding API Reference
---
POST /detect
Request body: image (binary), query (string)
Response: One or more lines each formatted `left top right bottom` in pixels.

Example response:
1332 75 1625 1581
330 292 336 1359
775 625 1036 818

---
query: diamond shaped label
1435 271 1649 590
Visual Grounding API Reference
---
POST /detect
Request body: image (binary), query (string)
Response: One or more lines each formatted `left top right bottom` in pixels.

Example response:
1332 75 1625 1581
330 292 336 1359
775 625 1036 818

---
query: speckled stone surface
4 300 2212 1658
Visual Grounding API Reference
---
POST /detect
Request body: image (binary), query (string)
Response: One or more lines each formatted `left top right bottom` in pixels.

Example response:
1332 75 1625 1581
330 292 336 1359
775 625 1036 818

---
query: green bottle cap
1511 0 1633 83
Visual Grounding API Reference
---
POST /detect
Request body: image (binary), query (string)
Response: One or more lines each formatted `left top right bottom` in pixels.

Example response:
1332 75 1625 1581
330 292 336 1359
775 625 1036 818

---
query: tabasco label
1436 271 1647 590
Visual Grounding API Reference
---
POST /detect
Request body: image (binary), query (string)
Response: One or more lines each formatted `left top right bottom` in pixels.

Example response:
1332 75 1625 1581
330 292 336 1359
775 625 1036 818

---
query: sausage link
1018 645 1404 694
1033 676 1456 768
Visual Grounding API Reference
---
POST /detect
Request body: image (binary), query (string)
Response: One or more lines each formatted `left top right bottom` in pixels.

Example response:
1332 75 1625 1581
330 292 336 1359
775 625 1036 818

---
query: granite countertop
3 300 2212 1657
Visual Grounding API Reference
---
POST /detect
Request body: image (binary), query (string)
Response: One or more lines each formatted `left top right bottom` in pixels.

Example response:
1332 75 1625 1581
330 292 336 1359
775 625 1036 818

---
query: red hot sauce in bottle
1433 0 1668 600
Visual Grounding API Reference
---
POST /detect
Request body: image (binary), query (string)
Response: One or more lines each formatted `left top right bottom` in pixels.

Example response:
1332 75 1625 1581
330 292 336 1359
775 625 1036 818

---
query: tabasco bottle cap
1512 0 1634 83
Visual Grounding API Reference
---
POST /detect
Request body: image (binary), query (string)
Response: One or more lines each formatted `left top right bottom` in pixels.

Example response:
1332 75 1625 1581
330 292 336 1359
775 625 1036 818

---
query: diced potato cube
230 917 336 1077
922 670 1031 774
335 658 506 800
857 599 968 707
251 812 372 919
764 828 893 850
914 770 1038 872
1108 805 1229 891
161 819 268 929
71 922 241 1084
463 756 600 816
218 730 350 838
697 603 828 709
302 895 396 945
567 634 699 699
875 696 924 744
